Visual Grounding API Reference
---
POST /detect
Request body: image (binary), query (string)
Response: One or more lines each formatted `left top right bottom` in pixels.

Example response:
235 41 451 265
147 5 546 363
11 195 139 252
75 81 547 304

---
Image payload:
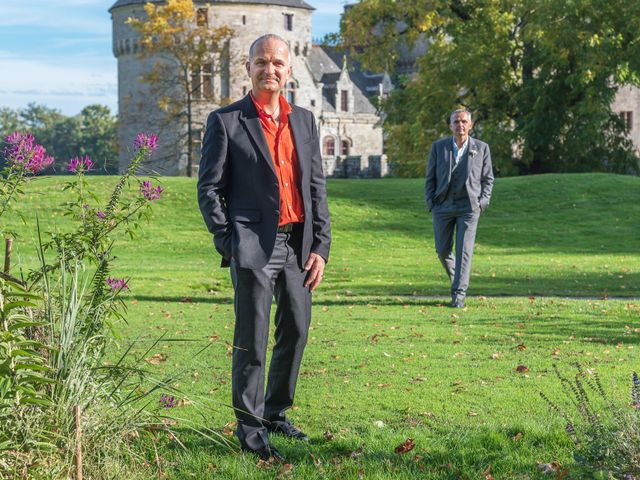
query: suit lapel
465 138 477 178
288 107 307 179
238 95 276 176
444 137 453 181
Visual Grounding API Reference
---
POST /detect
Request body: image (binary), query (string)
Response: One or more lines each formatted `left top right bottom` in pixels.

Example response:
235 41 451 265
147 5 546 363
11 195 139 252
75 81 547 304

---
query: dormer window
284 14 293 31
341 90 349 112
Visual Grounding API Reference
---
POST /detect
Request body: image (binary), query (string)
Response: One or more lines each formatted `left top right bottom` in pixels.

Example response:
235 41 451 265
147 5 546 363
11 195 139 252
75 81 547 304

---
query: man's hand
303 253 326 292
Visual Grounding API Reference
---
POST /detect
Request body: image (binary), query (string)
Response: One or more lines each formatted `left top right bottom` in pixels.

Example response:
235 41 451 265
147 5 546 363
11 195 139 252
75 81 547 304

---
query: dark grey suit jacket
424 136 494 212
197 95 331 269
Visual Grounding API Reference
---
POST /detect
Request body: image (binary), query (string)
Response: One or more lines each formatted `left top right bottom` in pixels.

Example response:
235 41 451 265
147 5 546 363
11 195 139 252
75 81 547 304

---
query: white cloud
0 53 117 115
0 3 110 33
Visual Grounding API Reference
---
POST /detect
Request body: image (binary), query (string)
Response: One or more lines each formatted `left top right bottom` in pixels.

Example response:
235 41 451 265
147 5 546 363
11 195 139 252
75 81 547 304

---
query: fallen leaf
468 411 479 417
180 297 194 303
208 335 220 341
394 438 415 454
377 383 391 388
373 420 385 428
176 398 193 407
146 353 168 365
277 463 293 477
490 352 501 359
350 445 364 458
511 432 523 441
516 343 527 351
222 421 236 436
515 364 529 373
323 431 334 440
482 464 494 480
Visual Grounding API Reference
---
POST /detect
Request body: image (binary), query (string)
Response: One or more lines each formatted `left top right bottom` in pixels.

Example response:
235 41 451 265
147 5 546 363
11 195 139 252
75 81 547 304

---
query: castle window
196 8 208 27
286 81 296 105
284 14 293 31
341 140 351 156
242 15 246 25
294 43 300 56
191 63 213 100
323 137 335 156
243 86 247 96
310 99 316 107
620 111 633 131
341 90 349 112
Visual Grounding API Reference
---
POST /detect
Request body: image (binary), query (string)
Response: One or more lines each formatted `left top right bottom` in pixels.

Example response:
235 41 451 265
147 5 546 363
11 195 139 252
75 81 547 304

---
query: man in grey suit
197 34 331 462
425 108 494 308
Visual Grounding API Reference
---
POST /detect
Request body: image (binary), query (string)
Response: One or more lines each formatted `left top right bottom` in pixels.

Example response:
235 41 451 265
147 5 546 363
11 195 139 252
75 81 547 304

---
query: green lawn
4 173 640 479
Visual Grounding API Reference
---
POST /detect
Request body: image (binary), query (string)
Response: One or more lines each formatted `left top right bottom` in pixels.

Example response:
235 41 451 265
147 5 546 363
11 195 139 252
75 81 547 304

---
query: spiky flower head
133 132 159 152
67 155 93 173
3 131 54 174
140 180 163 201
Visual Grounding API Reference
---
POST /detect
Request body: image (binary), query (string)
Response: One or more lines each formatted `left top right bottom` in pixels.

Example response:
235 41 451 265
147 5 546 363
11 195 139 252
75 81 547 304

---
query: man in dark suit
425 108 494 308
197 34 331 462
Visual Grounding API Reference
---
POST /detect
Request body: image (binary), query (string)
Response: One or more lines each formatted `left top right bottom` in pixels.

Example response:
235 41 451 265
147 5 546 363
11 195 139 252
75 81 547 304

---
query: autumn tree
340 0 640 176
128 0 233 176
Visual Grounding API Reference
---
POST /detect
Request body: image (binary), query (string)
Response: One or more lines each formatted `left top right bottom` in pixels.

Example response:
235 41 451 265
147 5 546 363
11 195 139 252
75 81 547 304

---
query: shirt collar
249 92 292 123
452 137 469 154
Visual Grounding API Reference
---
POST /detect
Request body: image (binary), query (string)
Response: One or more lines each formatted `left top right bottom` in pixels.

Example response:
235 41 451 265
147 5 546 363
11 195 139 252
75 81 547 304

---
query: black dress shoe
267 419 309 442
242 444 286 462
450 298 465 308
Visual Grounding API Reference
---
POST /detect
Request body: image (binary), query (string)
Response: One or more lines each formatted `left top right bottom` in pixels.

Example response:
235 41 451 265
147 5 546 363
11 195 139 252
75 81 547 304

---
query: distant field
3 173 640 479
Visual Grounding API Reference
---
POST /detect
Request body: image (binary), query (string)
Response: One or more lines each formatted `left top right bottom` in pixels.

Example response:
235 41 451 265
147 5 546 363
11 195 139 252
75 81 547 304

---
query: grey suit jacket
197 95 331 269
424 136 494 212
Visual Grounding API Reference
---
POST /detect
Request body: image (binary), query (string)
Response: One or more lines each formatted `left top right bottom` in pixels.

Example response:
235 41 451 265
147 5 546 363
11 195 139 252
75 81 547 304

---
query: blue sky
0 1 346 116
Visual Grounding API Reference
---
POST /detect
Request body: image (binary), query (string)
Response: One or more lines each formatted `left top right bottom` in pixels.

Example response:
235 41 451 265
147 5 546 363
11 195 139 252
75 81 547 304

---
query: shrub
541 365 640 479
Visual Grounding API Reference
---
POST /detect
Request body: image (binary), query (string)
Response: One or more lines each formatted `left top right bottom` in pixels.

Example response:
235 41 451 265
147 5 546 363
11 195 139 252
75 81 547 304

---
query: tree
128 0 234 176
77 105 119 174
340 0 640 176
0 104 118 174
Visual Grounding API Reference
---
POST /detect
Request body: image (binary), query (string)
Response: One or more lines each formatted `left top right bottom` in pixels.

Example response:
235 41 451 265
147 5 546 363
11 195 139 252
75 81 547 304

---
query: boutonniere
470 148 478 157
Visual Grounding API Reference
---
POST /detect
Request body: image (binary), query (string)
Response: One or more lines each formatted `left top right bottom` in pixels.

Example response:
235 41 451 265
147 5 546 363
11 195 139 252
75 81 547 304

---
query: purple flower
96 211 106 220
3 131 54 174
159 394 175 408
133 132 159 152
67 155 93 173
140 180 163 201
106 277 129 291
632 372 640 409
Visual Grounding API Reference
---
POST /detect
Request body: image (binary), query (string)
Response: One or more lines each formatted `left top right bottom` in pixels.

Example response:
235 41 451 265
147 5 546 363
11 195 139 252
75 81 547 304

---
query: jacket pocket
230 209 261 223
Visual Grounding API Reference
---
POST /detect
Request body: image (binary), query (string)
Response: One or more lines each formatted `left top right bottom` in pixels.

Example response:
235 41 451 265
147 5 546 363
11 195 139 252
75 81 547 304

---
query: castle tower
110 0 386 177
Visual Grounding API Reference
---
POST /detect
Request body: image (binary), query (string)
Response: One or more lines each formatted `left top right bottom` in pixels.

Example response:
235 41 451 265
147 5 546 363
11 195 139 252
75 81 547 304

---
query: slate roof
110 0 314 12
308 45 385 115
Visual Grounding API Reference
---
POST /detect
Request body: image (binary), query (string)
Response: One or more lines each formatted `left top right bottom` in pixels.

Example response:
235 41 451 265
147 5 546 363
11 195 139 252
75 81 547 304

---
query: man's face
246 38 291 94
449 112 473 139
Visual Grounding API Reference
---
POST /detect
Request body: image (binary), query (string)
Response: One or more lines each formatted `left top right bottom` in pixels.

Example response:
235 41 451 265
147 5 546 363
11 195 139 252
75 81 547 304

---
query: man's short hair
449 108 472 124
248 34 289 60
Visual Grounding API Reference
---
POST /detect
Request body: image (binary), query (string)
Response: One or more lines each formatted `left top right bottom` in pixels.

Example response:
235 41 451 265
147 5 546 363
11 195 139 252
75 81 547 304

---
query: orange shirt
250 93 304 226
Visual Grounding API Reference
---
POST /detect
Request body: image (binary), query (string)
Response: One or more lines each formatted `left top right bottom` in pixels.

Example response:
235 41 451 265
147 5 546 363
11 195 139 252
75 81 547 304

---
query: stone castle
109 0 390 177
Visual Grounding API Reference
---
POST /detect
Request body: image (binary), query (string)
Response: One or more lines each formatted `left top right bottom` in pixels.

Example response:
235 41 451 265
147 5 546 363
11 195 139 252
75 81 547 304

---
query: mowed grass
3 173 640 479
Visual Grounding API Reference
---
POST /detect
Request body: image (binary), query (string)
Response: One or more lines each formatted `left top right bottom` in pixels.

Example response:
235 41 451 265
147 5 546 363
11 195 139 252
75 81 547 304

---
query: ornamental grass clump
0 132 180 478
541 365 640 479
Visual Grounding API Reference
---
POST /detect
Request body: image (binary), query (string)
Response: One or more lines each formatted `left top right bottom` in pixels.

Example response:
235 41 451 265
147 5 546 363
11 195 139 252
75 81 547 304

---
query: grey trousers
431 204 480 300
229 226 311 451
